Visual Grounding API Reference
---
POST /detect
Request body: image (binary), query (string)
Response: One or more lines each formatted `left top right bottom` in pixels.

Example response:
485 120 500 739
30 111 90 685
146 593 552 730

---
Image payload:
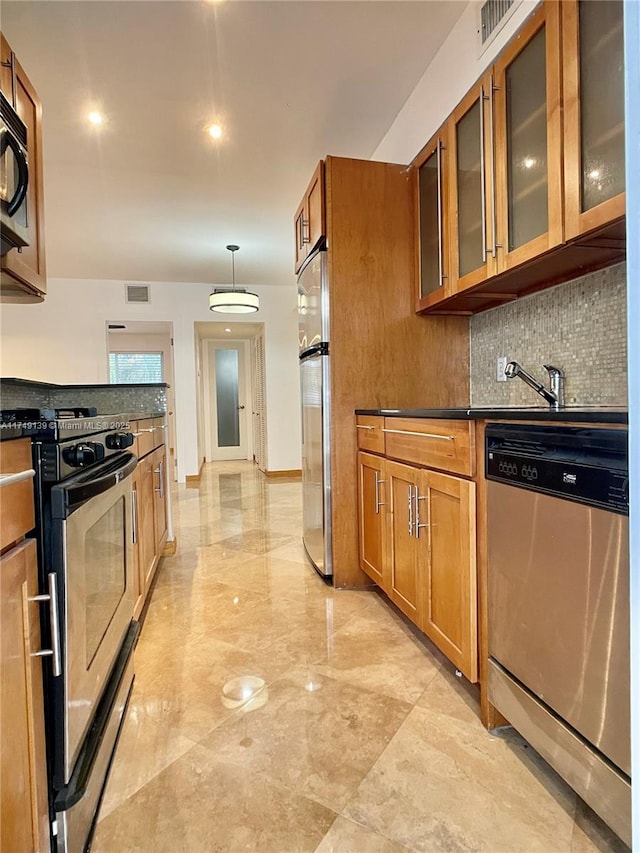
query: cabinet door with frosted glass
493 1 563 272
563 0 625 239
448 74 497 294
414 127 449 311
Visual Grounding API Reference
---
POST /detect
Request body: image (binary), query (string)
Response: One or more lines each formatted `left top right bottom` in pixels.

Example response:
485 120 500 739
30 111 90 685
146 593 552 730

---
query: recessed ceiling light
88 111 103 126
208 124 222 139
224 327 232 333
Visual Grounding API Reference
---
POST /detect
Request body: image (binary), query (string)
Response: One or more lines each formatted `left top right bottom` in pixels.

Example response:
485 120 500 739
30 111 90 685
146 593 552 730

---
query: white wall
107 330 177 458
0 278 301 480
373 0 538 165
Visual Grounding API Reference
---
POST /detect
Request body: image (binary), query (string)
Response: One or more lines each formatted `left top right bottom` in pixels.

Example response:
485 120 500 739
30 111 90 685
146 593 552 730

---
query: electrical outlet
497 356 507 382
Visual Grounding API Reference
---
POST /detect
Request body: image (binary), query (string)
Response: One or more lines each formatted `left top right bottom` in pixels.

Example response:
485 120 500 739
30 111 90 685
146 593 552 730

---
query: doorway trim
202 338 253 462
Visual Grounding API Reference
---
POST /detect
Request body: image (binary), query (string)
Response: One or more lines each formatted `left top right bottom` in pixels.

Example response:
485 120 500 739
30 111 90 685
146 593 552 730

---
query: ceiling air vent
478 0 520 53
125 283 150 304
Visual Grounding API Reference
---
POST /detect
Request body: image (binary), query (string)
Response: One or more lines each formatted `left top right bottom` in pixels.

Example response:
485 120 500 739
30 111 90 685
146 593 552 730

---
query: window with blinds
109 352 164 384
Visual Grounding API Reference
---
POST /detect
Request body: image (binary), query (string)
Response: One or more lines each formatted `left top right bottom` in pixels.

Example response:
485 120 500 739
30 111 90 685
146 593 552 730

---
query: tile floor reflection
93 461 628 852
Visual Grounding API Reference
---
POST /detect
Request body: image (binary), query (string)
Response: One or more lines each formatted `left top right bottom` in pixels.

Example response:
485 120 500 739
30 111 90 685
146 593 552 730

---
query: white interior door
206 341 249 461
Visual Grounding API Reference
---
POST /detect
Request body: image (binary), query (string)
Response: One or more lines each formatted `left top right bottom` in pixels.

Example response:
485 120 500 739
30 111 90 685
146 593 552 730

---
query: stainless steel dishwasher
485 423 630 846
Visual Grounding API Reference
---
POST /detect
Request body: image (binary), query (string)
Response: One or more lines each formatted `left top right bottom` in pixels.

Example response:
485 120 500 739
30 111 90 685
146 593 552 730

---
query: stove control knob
106 431 134 450
63 442 104 467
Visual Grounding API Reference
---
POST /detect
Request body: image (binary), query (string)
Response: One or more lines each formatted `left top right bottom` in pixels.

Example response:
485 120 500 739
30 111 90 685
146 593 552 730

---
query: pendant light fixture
209 244 259 314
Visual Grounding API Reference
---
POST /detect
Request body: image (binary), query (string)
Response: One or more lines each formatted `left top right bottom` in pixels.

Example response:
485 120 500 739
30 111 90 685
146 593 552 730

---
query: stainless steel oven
12 408 140 853
50 453 136 784
0 90 29 253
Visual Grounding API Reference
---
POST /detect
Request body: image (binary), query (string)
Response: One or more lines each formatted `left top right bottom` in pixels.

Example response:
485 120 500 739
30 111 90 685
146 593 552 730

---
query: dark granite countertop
1 377 168 389
0 424 28 441
107 411 167 420
355 406 628 425
0 412 167 440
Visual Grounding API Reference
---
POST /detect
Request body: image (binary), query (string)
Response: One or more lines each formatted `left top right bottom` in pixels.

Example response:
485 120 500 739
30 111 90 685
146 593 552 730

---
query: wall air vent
125 283 150 304
478 0 520 54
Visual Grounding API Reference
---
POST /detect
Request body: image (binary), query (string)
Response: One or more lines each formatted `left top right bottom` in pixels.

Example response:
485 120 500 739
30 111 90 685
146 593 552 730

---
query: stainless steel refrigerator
298 248 332 577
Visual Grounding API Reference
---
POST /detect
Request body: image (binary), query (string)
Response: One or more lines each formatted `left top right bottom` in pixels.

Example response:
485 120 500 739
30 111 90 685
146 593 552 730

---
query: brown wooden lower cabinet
421 470 477 682
131 469 144 620
0 438 48 851
152 445 168 554
357 452 387 591
131 440 169 618
1 538 49 852
387 460 423 625
357 449 478 683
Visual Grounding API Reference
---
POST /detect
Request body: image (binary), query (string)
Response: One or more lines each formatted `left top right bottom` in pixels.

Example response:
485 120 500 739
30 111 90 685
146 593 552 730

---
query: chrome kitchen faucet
504 361 565 409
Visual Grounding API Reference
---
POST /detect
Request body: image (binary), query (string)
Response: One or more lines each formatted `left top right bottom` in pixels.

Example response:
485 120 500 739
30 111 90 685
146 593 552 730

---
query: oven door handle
52 452 138 517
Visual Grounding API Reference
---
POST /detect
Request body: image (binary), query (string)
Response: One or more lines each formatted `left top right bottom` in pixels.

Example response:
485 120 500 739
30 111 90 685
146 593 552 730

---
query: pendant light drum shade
209 244 259 314
209 290 259 313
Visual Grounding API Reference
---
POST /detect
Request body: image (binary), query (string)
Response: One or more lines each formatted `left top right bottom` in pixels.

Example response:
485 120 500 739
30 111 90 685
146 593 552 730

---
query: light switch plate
497 356 507 382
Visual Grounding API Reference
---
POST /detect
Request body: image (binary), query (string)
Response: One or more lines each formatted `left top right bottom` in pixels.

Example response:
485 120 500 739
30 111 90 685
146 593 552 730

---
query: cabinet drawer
0 438 35 550
356 416 385 454
132 419 156 459
152 418 166 449
383 418 474 477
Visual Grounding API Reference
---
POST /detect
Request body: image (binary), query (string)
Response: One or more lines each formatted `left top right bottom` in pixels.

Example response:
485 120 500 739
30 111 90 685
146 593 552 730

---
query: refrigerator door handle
299 342 329 360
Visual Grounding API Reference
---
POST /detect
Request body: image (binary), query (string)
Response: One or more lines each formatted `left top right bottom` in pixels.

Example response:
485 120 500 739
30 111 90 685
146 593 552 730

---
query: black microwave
0 90 29 255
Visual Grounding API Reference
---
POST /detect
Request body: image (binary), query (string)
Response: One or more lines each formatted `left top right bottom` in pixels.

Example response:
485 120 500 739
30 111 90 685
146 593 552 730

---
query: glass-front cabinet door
448 74 497 294
563 0 625 239
493 1 563 273
414 126 449 311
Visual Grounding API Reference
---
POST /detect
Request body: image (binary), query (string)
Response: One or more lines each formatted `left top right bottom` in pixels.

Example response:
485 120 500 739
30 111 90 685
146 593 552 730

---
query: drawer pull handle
28 573 62 677
382 428 454 441
154 460 164 499
374 473 385 514
356 425 376 431
414 486 429 537
0 468 35 487
131 488 138 544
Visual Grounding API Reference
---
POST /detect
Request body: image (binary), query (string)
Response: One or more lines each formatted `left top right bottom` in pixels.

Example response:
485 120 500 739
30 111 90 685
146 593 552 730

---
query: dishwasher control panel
485 423 628 514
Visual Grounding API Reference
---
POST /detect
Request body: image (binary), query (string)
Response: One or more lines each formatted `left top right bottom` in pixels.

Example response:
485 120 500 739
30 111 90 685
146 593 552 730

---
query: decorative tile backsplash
0 380 167 414
470 262 627 407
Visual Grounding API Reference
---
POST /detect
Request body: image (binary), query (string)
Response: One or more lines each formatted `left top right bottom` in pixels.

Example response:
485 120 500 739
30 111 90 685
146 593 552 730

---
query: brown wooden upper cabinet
493 1 563 273
563 0 625 240
414 127 449 311
416 0 625 315
0 33 47 302
447 73 498 295
294 161 325 273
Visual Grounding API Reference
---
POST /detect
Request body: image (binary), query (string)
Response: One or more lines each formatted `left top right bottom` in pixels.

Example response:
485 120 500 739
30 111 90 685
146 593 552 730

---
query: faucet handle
543 364 564 377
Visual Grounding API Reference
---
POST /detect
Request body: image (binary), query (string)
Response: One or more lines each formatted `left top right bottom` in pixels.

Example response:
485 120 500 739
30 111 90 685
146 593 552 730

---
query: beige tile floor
92 461 629 853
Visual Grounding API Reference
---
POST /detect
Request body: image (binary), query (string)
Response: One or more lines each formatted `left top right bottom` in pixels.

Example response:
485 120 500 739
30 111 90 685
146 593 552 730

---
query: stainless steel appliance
2 407 139 853
298 248 332 577
0 90 30 253
486 423 630 846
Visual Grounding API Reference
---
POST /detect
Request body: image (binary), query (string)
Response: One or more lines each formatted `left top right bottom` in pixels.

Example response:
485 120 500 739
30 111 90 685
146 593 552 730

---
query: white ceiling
195 320 263 340
2 1 467 288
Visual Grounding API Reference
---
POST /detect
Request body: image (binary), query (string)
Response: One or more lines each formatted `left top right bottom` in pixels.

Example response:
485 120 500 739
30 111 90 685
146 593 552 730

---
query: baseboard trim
162 537 177 556
185 457 206 485
265 469 302 479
